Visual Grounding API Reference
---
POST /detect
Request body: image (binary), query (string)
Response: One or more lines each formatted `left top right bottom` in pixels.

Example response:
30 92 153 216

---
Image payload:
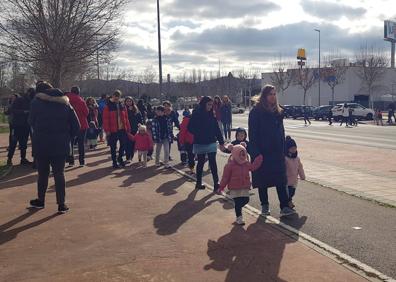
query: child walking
86 121 99 150
132 124 153 167
285 136 306 209
223 127 250 153
218 143 263 225
179 110 195 174
152 106 173 168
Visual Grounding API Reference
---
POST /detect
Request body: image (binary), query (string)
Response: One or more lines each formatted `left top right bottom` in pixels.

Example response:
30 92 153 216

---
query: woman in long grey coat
248 85 296 217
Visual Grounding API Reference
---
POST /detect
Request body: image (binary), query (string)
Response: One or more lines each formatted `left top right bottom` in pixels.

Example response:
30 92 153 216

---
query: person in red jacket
103 90 131 169
66 86 89 167
179 110 195 174
130 124 153 167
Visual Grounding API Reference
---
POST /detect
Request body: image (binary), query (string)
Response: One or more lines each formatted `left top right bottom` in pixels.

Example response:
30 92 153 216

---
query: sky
115 0 396 78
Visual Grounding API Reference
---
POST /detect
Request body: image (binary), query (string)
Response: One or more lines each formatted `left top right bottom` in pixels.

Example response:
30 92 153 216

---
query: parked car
292 105 315 119
232 105 245 114
281 105 295 118
313 105 333 120
332 103 374 121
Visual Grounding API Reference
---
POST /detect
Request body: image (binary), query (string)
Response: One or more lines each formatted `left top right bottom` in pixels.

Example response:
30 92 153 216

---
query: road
171 114 396 278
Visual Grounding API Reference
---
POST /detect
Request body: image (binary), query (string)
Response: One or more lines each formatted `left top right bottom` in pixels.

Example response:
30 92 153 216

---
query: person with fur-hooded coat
28 82 80 214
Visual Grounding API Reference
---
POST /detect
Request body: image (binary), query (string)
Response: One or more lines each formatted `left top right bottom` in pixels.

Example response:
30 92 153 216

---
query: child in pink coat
128 125 153 167
285 136 306 209
218 142 263 225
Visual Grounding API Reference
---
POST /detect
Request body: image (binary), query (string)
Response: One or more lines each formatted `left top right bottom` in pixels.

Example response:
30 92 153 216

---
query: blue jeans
222 122 231 139
258 185 289 210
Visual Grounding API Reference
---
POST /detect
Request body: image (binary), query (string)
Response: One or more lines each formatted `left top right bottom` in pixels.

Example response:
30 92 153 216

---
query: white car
232 106 245 114
332 103 374 120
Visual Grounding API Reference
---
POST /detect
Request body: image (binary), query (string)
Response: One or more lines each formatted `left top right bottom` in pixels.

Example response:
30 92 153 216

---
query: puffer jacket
66 92 89 130
102 100 131 133
134 133 153 151
285 156 306 187
179 117 194 145
219 155 263 190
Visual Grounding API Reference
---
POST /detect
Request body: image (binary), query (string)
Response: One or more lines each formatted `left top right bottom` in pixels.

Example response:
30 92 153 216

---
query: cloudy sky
116 0 395 77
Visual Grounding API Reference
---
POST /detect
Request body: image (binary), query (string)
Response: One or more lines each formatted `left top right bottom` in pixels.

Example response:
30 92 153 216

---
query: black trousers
288 186 296 201
8 125 30 160
108 130 127 164
125 139 136 160
258 185 289 210
69 129 86 165
184 143 195 169
234 197 249 217
37 156 66 205
196 152 219 187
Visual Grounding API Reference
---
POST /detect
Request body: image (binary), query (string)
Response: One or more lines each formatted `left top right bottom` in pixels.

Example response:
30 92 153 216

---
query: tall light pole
157 0 163 98
314 29 321 106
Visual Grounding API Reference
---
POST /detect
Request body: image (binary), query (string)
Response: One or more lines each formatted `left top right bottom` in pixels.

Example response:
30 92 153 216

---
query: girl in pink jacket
285 136 306 209
218 143 263 225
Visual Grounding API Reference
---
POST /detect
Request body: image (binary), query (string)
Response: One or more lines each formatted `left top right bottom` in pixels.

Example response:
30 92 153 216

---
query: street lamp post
315 29 321 106
157 0 163 98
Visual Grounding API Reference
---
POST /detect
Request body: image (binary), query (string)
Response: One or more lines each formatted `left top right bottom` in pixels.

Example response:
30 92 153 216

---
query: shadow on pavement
155 176 190 196
154 189 221 236
204 215 307 281
0 166 36 190
0 208 59 245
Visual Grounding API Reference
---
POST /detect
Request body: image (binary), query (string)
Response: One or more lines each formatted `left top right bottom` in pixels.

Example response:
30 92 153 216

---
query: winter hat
228 143 248 165
285 136 297 151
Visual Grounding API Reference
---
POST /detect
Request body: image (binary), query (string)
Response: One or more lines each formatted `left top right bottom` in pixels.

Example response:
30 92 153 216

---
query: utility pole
315 29 321 106
157 0 163 98
96 49 100 80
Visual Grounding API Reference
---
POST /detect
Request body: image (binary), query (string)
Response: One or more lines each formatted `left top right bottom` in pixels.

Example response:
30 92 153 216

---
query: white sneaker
235 216 245 225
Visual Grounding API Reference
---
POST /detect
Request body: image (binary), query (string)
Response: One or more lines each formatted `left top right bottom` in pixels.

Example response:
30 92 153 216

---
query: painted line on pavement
169 165 395 282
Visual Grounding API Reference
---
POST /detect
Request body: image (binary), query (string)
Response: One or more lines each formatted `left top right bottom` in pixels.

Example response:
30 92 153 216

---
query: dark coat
29 92 80 158
248 106 286 188
188 109 224 145
127 110 143 135
10 96 31 127
220 103 232 124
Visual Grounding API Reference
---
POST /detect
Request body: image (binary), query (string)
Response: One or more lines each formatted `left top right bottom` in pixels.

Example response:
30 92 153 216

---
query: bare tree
270 61 294 95
293 67 316 105
355 46 389 107
322 56 348 105
0 0 126 87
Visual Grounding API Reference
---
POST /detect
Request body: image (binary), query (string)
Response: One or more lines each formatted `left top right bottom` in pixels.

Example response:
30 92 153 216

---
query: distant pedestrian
86 97 99 127
220 95 232 141
249 84 296 217
137 99 147 123
146 103 155 119
348 106 357 126
375 109 384 126
125 96 143 162
97 94 108 142
152 105 173 168
387 104 395 124
328 108 333 125
340 103 349 127
163 101 180 161
28 83 80 213
188 96 225 191
213 96 223 134
284 136 306 209
129 124 153 167
86 121 100 150
6 89 34 166
303 107 311 125
66 86 89 167
179 110 195 174
218 143 263 225
103 90 131 169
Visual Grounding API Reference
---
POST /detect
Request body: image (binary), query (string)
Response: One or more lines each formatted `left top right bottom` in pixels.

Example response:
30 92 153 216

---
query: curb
170 165 395 282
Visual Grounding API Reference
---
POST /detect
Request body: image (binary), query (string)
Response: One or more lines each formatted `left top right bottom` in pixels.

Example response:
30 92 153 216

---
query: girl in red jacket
179 111 195 174
218 143 263 225
130 124 153 167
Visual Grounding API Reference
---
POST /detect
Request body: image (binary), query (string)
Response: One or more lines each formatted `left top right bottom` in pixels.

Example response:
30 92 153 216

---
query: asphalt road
171 114 396 278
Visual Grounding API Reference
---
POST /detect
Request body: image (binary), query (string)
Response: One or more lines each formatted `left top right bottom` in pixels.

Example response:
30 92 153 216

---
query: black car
292 105 315 119
281 105 295 118
313 105 333 120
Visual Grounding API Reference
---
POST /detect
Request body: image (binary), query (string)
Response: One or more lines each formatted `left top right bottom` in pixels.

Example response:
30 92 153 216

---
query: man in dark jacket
66 86 89 167
28 82 80 214
7 88 36 166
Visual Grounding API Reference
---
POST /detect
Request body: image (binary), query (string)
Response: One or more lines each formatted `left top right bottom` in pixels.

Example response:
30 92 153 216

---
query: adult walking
188 96 225 191
303 107 311 126
86 97 99 127
125 96 143 162
220 95 232 141
248 85 296 217
340 103 349 127
137 99 147 123
28 82 80 213
66 86 89 167
213 96 222 133
103 90 131 169
328 108 333 125
7 88 35 166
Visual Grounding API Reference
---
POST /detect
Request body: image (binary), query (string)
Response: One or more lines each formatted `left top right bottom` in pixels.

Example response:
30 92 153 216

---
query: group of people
4 82 307 226
375 105 396 126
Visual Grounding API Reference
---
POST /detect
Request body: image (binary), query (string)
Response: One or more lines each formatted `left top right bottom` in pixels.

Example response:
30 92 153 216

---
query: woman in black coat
125 96 143 162
248 85 295 217
188 96 225 191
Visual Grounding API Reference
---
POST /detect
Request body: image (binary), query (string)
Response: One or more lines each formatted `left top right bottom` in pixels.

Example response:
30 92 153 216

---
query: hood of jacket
35 92 70 105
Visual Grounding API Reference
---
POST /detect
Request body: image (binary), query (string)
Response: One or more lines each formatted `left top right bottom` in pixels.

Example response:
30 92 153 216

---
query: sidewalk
0 142 368 281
